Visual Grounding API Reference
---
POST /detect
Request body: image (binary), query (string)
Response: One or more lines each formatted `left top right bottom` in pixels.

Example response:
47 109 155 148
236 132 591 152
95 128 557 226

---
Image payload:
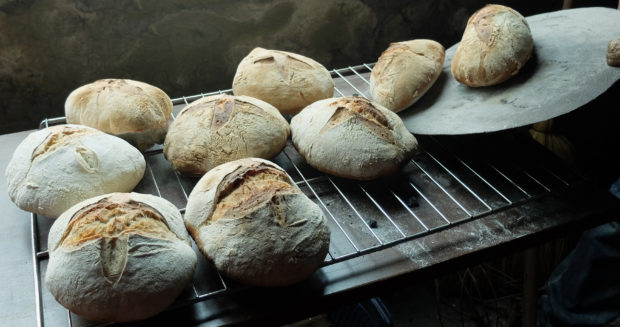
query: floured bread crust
65 79 173 150
184 158 330 287
291 97 418 180
45 193 196 323
370 39 445 112
5 125 145 218
451 4 533 87
232 47 334 115
163 94 290 176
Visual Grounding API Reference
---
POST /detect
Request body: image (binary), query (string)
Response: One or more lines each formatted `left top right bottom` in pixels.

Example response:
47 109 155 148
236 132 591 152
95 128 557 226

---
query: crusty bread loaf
65 79 173 151
370 39 445 112
290 97 418 180
607 39 620 67
5 125 145 218
164 94 290 176
451 4 533 87
184 158 330 287
232 47 334 115
45 192 197 323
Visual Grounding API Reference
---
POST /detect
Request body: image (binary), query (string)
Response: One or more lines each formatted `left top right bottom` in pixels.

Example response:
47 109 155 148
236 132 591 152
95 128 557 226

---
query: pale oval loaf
164 94 290 176
5 124 145 218
290 97 418 180
184 158 330 287
45 192 197 322
370 39 445 112
65 79 173 151
232 47 335 115
451 4 534 87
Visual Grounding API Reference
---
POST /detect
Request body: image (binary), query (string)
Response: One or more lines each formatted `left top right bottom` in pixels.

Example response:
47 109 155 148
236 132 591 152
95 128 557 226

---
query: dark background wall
0 0 616 134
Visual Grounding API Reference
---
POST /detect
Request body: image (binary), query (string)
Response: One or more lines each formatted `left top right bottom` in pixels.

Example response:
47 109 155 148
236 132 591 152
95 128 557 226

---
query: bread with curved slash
5 124 145 218
45 192 197 322
451 4 534 87
164 94 290 176
184 158 330 286
291 97 418 180
65 79 173 151
232 47 334 115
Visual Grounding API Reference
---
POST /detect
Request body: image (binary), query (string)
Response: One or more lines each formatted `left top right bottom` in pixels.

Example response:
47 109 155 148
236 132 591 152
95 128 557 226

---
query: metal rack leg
522 247 538 327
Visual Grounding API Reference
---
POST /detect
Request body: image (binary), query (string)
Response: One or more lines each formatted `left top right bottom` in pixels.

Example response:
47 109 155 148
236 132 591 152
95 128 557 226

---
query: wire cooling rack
31 64 582 326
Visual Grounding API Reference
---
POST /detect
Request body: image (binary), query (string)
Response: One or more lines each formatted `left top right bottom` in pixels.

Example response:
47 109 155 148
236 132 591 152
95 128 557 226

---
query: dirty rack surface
32 64 619 326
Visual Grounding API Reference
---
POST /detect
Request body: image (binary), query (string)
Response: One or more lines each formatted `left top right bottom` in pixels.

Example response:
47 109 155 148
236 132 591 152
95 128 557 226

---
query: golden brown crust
451 4 533 87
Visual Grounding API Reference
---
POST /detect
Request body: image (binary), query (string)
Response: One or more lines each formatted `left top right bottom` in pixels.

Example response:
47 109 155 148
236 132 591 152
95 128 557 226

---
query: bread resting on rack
291 96 419 180
232 47 334 115
184 158 330 287
65 79 173 151
45 192 197 323
370 39 445 112
5 124 145 218
163 94 290 176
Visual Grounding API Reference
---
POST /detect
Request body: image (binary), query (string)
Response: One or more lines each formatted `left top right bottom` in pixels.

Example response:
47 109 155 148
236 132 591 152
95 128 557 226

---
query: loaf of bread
291 97 418 180
5 125 145 218
451 4 533 87
45 192 196 322
607 39 620 67
232 47 334 115
65 79 173 151
370 39 445 112
184 158 330 286
164 94 290 176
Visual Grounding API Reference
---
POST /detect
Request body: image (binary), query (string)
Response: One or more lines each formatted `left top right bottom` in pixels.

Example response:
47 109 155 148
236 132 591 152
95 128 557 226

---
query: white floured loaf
232 47 334 115
65 79 173 151
370 39 445 112
291 97 418 180
451 4 534 87
5 124 145 218
164 94 290 176
45 192 197 322
184 158 330 287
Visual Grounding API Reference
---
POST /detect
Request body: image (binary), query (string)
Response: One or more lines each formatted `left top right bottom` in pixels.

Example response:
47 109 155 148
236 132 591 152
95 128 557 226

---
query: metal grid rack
31 64 581 327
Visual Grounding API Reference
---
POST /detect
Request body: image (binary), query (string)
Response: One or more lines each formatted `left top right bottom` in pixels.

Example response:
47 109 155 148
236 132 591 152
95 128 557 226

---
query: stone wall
0 0 614 133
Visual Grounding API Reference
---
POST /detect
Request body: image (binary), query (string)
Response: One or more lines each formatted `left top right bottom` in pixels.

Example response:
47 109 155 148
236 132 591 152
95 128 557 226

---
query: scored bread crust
45 192 197 323
290 97 418 180
370 39 445 112
65 79 173 151
232 47 335 115
163 94 290 176
5 124 145 218
451 4 533 87
184 158 330 287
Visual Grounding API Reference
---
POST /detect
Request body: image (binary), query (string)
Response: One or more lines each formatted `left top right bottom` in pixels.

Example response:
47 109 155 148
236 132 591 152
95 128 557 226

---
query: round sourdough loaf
290 97 418 180
45 192 197 322
65 79 173 151
370 39 445 112
184 158 330 287
5 125 145 218
451 4 534 87
232 47 334 115
164 94 290 176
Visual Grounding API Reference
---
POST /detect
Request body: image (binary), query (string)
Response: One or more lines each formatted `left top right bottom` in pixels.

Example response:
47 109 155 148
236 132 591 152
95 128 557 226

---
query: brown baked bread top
232 47 334 115
65 79 173 151
184 158 330 287
370 39 445 112
451 4 534 87
163 94 290 176
45 192 196 322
